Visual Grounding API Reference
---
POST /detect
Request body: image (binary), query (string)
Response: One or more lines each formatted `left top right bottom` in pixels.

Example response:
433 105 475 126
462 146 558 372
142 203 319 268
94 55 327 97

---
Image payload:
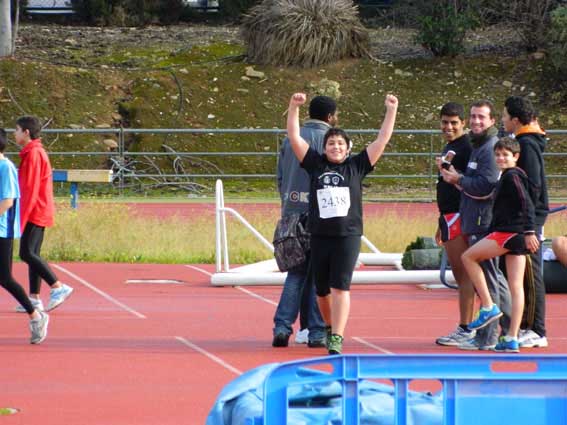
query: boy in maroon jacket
15 116 73 312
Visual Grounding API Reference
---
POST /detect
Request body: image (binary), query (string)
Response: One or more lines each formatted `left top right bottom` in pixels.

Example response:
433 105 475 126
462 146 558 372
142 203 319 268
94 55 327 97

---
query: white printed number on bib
317 187 351 219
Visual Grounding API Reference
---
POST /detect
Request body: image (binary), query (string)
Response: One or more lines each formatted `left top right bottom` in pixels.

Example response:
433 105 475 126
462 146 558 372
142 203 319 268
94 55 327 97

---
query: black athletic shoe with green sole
328 334 343 355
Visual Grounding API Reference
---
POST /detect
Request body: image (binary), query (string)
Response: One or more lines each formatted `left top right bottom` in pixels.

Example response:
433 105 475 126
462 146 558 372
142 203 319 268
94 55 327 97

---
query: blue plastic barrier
258 354 567 425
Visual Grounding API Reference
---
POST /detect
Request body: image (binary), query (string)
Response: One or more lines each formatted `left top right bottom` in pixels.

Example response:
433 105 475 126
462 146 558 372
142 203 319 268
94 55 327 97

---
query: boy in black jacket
502 95 549 348
461 137 538 353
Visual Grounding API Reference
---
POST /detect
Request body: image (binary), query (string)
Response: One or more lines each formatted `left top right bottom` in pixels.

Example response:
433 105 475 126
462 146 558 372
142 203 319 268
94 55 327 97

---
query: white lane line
235 286 277 306
52 264 146 319
175 336 242 376
185 265 277 307
126 279 184 285
352 336 395 355
185 264 213 277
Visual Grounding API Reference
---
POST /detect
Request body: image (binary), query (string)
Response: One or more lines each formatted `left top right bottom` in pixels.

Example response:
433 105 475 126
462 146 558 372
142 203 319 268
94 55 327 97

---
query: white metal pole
220 182 230 272
215 179 222 272
361 235 381 253
221 207 274 253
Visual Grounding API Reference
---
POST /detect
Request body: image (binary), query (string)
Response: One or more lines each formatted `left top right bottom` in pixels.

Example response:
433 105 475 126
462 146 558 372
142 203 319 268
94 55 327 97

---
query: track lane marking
352 336 395 355
234 286 277 306
185 265 277 306
52 264 146 319
185 265 213 277
175 336 242 375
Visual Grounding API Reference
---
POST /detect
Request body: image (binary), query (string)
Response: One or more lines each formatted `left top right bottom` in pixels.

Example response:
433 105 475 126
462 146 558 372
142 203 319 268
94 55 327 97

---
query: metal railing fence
5 128 567 201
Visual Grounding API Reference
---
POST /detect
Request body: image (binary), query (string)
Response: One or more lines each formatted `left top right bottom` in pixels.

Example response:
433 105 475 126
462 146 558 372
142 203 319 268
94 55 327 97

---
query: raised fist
290 93 307 107
385 94 398 109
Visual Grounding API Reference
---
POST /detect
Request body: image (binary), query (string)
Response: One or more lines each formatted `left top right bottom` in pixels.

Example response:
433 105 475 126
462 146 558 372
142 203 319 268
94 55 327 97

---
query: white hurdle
211 179 455 287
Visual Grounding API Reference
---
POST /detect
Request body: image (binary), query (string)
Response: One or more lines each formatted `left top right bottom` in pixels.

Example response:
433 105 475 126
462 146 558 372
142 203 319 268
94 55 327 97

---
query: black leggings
19 223 58 294
0 237 34 314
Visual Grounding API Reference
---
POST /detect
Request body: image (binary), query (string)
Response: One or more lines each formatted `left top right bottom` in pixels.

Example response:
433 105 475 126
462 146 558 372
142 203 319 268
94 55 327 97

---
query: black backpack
273 213 310 272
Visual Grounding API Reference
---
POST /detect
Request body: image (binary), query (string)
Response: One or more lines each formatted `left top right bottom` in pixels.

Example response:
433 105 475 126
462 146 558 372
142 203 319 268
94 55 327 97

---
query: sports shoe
436 326 476 346
307 338 326 348
325 326 332 349
272 333 290 347
494 336 520 353
458 338 496 351
30 311 49 344
15 297 44 313
468 305 502 330
328 334 344 355
295 328 309 344
518 329 549 348
46 284 74 311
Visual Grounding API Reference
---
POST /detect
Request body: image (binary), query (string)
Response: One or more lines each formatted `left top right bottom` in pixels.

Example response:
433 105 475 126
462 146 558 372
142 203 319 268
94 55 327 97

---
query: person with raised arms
286 92 398 355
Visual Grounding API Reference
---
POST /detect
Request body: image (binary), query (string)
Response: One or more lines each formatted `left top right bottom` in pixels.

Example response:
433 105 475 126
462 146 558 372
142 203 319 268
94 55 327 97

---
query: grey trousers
469 233 512 347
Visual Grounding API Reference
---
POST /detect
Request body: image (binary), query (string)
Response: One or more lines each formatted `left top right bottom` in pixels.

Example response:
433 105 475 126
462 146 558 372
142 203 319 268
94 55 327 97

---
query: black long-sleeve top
491 167 535 234
436 134 472 214
516 129 549 226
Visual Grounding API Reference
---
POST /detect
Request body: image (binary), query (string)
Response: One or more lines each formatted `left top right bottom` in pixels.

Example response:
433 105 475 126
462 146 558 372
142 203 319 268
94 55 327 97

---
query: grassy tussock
26 203 567 264
241 0 370 67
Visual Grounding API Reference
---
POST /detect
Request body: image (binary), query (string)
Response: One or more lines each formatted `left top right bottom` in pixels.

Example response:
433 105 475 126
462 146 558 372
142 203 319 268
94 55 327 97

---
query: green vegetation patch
2 28 567 200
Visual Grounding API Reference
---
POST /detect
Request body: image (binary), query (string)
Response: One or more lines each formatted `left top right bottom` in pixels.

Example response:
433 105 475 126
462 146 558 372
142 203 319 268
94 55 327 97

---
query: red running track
2 261 567 424
125 201 439 219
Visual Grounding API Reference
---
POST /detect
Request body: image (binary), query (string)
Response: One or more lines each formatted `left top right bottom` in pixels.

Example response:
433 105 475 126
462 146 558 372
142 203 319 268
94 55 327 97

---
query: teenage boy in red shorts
14 116 73 313
461 137 538 352
434 102 475 347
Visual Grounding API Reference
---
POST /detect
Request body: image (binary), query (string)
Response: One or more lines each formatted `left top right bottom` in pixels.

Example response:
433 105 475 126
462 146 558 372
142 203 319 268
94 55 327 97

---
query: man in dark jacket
441 100 511 350
502 95 549 348
272 95 336 348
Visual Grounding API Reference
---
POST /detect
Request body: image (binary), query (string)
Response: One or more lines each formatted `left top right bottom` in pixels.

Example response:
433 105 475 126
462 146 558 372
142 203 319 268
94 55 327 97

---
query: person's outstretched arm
286 93 310 163
367 94 398 166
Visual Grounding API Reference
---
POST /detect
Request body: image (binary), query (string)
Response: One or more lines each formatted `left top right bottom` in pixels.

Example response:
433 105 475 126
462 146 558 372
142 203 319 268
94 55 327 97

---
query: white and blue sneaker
458 338 496 351
15 297 44 313
468 304 502 330
46 284 74 311
436 326 476 346
518 329 549 348
494 336 520 353
30 311 49 344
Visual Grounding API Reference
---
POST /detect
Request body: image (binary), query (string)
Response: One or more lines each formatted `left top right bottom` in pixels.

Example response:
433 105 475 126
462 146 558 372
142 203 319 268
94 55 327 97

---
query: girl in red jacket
15 116 73 312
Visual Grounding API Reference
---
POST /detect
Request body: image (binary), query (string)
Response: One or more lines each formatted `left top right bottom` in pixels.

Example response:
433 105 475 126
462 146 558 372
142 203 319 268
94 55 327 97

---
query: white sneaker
47 284 74 311
294 328 309 344
458 338 496 351
15 297 44 313
436 326 476 346
518 329 549 348
30 311 49 344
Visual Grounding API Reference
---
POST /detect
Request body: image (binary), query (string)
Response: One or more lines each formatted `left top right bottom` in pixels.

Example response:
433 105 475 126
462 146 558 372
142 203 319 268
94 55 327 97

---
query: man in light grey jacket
441 99 511 350
272 95 337 348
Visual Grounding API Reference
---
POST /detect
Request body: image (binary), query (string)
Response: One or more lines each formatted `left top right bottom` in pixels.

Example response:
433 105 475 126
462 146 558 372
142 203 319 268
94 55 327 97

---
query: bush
71 0 187 25
476 0 559 52
219 0 260 19
401 236 441 270
241 0 370 68
413 1 478 57
546 6 567 104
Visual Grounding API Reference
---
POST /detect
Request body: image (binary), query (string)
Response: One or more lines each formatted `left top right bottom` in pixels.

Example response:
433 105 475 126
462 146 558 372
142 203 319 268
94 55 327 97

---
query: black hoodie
515 124 549 226
491 167 535 234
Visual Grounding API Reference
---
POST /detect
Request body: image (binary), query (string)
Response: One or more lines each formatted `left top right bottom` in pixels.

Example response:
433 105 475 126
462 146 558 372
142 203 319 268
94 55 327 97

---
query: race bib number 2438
316 186 351 219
